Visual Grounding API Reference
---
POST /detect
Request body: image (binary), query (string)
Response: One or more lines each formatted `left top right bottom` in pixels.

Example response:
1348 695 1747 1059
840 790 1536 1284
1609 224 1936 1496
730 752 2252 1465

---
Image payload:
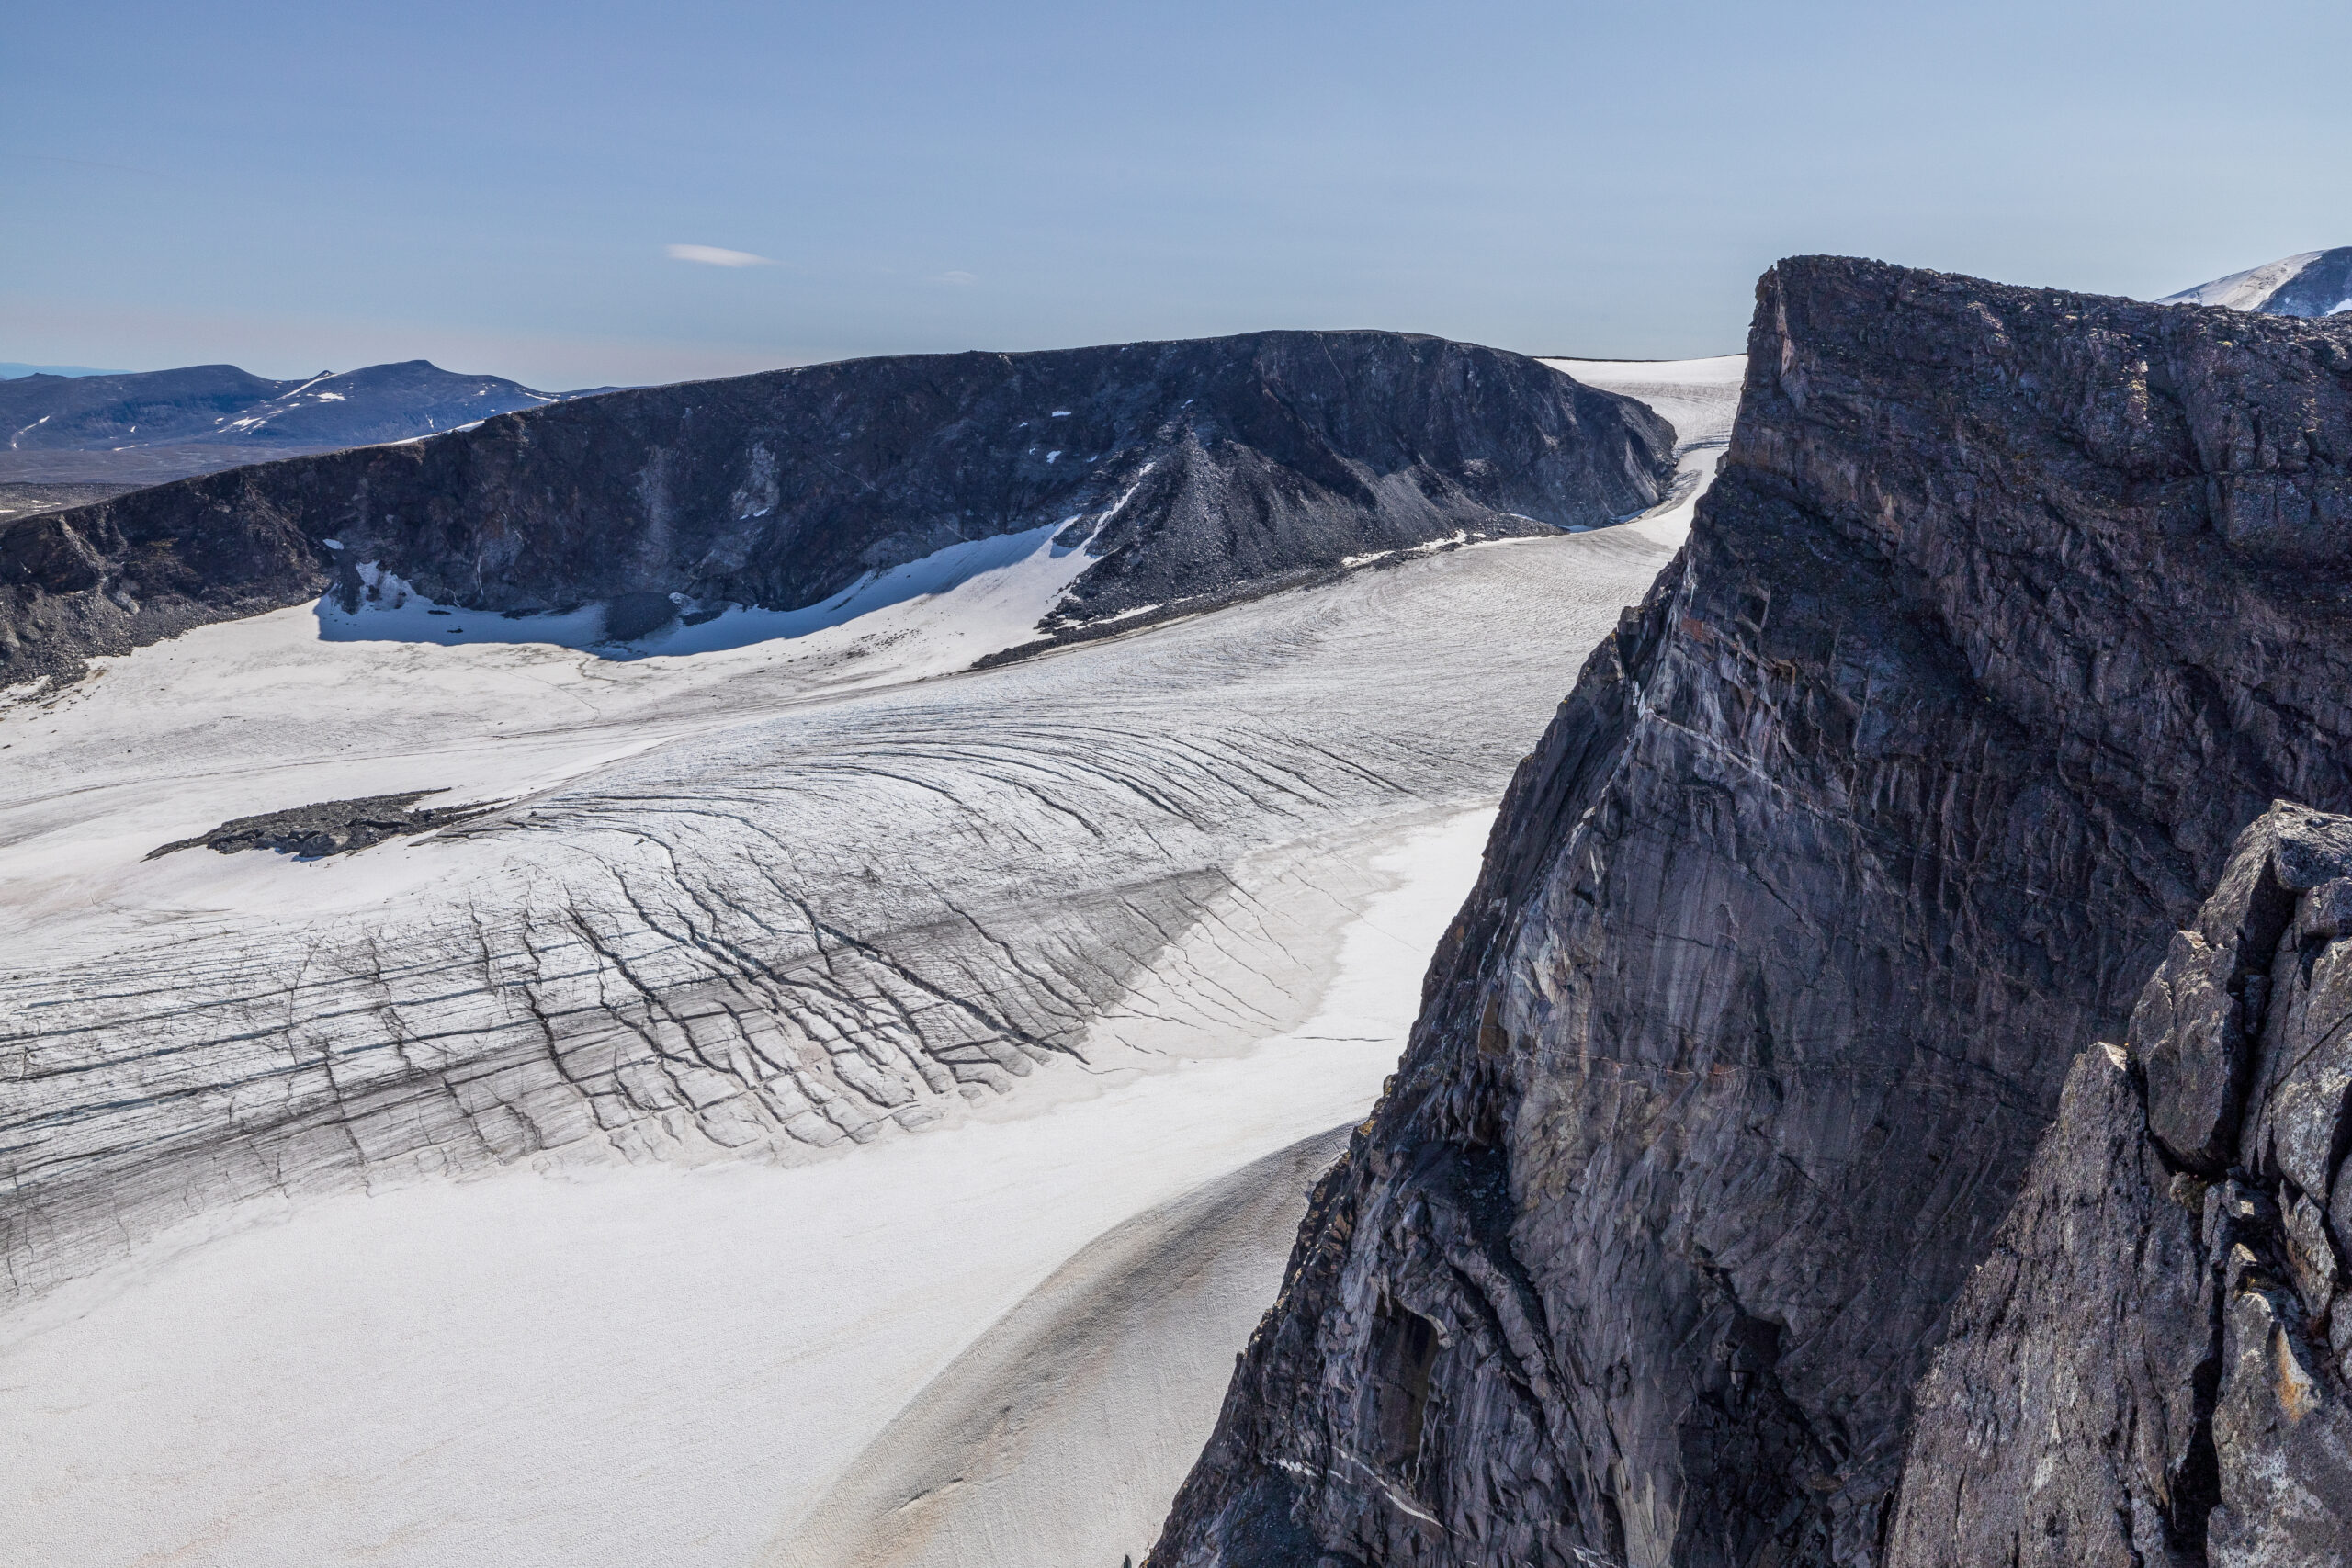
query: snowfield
2156 246 2352 317
0 360 1733 1568
317 512 1117 661
2160 250 2324 310
1542 354 1743 453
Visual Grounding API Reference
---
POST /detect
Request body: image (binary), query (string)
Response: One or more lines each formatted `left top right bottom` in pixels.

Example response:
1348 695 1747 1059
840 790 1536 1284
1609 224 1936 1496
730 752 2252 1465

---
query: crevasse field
0 359 1737 1568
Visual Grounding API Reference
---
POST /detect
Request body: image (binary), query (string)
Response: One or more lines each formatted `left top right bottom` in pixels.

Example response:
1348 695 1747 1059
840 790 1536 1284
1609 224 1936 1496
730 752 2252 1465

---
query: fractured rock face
0 331 1673 688
1889 805 2352 1568
1149 257 2352 1568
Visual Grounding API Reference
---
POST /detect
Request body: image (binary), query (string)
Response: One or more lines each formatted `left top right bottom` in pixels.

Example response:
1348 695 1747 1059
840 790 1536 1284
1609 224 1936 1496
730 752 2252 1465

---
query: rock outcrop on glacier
1149 256 2352 1568
1889 803 2352 1568
0 331 1672 687
145 790 497 859
2163 247 2352 318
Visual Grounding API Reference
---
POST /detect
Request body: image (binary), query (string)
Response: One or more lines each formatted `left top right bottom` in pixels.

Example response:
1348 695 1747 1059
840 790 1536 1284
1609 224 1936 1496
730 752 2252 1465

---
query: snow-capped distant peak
2160 247 2352 317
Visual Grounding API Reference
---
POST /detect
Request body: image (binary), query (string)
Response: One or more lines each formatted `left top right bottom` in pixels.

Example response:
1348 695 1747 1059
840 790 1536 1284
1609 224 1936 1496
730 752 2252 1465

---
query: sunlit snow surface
0 360 1734 1568
2159 249 2326 311
1544 353 1744 453
319 515 1105 660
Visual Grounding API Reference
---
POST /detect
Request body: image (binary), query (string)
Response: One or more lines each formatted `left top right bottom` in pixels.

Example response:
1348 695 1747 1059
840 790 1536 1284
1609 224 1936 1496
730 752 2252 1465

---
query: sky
6 0 2349 389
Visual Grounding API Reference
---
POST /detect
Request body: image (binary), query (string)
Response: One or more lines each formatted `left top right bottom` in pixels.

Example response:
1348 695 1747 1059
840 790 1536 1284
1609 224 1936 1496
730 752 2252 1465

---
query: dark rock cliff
0 331 1671 686
1149 257 2352 1567
1888 804 2352 1568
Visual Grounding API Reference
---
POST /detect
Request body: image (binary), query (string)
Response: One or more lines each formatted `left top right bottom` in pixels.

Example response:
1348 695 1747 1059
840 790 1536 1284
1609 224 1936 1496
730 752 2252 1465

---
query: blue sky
6 0 2347 389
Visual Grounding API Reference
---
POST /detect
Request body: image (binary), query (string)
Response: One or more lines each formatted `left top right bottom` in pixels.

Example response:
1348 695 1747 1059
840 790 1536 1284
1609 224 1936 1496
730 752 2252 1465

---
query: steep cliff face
0 331 1670 686
1150 257 2352 1567
1889 805 2352 1568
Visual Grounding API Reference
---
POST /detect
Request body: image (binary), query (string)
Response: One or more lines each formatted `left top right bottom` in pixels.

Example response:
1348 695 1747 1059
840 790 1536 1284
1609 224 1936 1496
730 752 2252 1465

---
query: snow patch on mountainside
2162 250 2326 310
320 515 1104 666
2160 246 2352 316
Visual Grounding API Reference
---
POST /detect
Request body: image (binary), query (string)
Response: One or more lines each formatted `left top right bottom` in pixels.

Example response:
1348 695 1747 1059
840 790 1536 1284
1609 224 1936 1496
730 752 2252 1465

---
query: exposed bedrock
1888 804 2352 1568
1149 256 2352 1567
145 790 496 860
0 331 1672 685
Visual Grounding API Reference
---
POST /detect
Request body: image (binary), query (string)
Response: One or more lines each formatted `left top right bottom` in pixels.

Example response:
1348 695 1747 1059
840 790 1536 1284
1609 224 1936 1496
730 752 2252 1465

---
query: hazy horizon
7 0 2348 389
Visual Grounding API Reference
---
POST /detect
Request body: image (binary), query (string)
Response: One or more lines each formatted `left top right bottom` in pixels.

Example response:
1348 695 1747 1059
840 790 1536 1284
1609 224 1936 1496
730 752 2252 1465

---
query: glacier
0 356 1731 1568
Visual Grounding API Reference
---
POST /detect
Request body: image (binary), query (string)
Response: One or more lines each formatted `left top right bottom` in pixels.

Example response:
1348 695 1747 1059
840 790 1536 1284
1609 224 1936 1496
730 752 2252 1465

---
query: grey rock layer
1149 257 2352 1567
1889 804 2352 1568
0 481 141 521
0 331 1672 686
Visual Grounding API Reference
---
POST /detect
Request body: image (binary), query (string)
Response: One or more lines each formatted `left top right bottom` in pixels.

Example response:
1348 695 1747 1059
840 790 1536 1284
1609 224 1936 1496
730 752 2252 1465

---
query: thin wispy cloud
932 270 979 286
665 243 775 268
27 151 167 179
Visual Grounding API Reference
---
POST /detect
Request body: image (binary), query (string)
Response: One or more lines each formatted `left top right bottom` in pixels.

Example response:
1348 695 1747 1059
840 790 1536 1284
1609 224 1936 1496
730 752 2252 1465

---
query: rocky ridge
1149 257 2352 1567
0 331 1671 688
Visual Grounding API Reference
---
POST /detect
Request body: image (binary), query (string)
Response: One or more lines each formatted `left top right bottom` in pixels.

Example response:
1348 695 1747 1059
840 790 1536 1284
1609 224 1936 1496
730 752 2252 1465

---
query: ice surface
4 534 1689 1250
1545 354 1742 542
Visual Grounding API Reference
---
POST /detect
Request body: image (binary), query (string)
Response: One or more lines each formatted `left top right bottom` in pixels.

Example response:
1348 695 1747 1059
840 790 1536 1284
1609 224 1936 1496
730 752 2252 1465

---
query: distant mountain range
0 360 582 486
2163 245 2352 316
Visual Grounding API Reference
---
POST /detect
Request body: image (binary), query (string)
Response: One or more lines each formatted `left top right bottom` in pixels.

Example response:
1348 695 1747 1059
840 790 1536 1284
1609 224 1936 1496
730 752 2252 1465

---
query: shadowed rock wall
1148 257 2352 1567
